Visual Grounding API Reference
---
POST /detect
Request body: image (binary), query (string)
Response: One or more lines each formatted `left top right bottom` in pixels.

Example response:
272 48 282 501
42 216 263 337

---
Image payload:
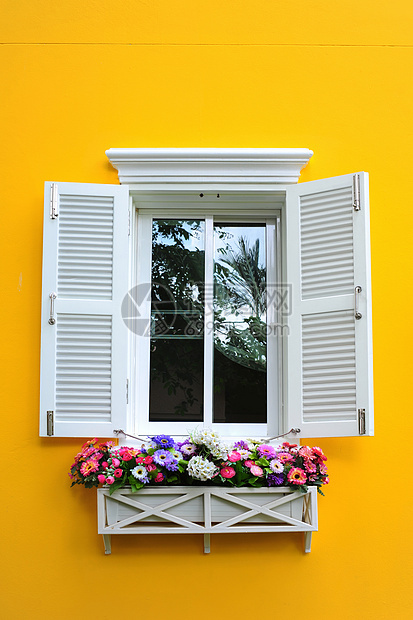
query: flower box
97 485 318 554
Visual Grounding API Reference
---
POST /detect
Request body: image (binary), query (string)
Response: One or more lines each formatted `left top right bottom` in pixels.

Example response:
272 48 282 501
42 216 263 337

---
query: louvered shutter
284 173 373 438
40 182 130 437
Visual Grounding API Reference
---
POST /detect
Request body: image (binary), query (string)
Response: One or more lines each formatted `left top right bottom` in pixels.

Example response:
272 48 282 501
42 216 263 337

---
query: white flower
187 456 219 481
189 428 231 461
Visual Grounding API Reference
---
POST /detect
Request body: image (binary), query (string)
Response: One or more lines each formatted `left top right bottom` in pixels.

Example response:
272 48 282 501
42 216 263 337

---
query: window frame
129 200 283 438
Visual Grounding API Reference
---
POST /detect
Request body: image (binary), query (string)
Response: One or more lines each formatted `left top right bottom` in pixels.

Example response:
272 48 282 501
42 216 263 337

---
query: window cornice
106 148 313 191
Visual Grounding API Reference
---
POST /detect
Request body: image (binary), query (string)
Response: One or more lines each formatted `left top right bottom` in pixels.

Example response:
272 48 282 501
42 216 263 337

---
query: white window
39 149 373 440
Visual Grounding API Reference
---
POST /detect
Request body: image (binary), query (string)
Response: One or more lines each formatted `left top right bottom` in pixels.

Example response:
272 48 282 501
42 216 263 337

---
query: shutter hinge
47 411 54 436
358 408 366 435
50 183 59 219
352 174 360 211
126 379 129 404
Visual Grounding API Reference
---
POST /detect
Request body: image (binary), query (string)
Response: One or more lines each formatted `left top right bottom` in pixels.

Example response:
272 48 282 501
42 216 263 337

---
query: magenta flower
155 473 164 483
277 452 294 464
250 465 264 477
257 444 277 459
244 460 255 468
106 476 115 485
97 475 106 484
144 456 153 465
221 467 236 479
114 468 123 478
146 464 156 472
112 458 120 468
299 446 314 460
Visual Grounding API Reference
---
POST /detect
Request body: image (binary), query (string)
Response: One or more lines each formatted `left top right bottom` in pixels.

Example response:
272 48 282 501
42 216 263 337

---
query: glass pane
213 223 267 423
149 220 204 422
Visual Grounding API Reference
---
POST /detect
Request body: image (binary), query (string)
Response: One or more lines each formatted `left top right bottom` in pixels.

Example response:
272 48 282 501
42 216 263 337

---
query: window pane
149 220 204 422
213 224 267 423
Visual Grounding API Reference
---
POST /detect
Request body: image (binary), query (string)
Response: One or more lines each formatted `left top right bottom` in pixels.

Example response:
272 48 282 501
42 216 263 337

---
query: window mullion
203 216 214 427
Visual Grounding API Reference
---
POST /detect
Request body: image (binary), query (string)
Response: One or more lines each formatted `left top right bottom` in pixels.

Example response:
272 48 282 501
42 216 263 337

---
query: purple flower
267 473 284 487
234 440 249 450
164 459 179 472
257 444 277 459
151 435 176 449
153 449 174 466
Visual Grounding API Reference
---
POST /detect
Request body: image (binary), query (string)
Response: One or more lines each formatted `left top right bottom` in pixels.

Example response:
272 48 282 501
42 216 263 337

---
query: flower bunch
70 431 328 495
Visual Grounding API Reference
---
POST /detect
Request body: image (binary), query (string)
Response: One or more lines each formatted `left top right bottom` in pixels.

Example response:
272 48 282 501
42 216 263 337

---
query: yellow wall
1 2 413 618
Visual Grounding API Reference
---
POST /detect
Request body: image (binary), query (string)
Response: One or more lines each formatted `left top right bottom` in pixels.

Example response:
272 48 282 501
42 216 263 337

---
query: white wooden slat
39 182 130 437
285 172 373 437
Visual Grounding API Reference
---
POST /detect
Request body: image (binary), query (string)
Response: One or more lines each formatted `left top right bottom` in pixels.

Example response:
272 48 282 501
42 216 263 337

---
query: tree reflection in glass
149 220 205 422
214 224 267 423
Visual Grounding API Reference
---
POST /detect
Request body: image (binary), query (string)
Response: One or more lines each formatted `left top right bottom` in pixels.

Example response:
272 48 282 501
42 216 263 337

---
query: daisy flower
131 465 149 482
257 444 277 459
151 435 176 449
269 459 284 473
287 467 307 485
153 449 174 467
180 443 197 458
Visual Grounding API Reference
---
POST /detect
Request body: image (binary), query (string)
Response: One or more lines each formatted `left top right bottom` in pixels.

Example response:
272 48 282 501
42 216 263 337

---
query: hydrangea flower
187 456 219 481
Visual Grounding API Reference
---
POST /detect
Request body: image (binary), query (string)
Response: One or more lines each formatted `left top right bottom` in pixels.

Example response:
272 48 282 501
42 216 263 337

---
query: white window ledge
106 147 313 191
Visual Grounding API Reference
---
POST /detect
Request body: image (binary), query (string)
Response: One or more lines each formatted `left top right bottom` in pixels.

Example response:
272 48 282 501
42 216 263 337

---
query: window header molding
106 148 313 191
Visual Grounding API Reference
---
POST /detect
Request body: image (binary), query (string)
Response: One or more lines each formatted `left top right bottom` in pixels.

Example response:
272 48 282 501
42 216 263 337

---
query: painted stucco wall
1 2 413 618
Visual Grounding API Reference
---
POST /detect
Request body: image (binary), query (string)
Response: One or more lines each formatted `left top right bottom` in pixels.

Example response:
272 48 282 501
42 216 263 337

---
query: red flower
220 467 236 479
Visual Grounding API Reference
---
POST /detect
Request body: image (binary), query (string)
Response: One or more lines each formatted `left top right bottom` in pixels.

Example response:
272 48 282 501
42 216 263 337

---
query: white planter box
98 486 318 554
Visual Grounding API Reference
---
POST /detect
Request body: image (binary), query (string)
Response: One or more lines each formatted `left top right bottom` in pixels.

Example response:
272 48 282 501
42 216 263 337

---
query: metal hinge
358 408 366 435
50 183 59 219
126 379 129 404
47 411 54 436
352 174 360 211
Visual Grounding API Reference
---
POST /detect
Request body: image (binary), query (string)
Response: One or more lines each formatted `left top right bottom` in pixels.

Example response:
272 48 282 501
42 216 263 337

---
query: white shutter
285 173 373 437
40 182 130 437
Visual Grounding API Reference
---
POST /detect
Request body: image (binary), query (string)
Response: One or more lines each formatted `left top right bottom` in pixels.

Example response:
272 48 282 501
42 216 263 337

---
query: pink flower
220 467 236 479
287 467 307 485
155 473 164 483
277 452 294 464
299 446 314 460
244 460 255 468
106 476 115 485
102 461 109 469
97 474 106 484
146 464 156 472
112 458 120 468
114 468 123 478
228 451 242 462
80 458 100 476
250 465 264 477
144 456 153 465
136 457 144 464
321 476 329 485
303 459 317 473
319 464 328 475
312 446 327 461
